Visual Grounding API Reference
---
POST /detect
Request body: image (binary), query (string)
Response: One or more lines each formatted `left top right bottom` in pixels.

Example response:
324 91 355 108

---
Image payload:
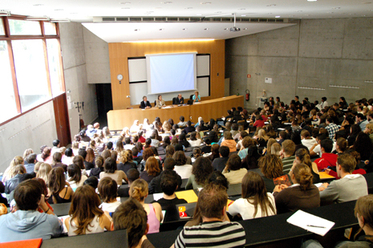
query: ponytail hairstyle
295 148 312 169
129 179 148 202
292 163 313 191
354 195 373 242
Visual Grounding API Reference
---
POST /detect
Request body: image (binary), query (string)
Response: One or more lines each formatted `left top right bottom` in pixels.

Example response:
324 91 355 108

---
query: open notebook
287 210 335 236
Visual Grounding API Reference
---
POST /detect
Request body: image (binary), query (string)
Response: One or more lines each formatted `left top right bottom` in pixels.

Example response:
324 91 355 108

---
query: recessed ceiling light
134 29 139 31
241 14 246 16
275 15 280 18
33 4 44 6
204 28 209 30
307 0 317 2
201 2 211 4
120 2 131 4
266 4 276 7
185 7 193 9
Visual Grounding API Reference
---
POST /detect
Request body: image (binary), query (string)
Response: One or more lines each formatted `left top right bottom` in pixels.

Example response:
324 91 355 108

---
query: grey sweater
320 174 368 205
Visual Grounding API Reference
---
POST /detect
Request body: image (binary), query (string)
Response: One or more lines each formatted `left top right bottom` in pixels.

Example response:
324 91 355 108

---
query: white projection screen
146 53 197 95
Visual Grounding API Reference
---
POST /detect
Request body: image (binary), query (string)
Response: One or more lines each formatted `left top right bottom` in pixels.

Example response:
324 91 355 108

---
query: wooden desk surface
107 95 244 130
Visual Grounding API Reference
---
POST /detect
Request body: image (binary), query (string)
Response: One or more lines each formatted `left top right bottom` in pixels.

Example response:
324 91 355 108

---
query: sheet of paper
58 215 70 233
319 171 335 179
175 190 198 203
153 193 164 201
287 210 335 236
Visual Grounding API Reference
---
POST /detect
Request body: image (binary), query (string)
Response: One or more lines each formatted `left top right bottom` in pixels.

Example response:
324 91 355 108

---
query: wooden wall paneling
109 40 225 110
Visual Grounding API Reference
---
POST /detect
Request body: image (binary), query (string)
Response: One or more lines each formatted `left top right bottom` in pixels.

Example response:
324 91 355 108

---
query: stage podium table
107 95 244 131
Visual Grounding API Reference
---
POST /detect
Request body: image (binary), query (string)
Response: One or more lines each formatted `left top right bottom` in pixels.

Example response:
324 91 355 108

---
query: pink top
147 204 160 234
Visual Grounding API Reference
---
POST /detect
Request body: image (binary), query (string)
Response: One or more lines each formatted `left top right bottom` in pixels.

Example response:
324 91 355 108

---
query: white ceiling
2 0 373 42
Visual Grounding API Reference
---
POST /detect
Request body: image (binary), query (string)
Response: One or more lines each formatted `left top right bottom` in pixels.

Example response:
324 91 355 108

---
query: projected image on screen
146 53 197 95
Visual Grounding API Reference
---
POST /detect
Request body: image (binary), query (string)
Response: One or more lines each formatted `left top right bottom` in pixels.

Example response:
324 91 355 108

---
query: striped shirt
174 221 246 248
282 156 295 175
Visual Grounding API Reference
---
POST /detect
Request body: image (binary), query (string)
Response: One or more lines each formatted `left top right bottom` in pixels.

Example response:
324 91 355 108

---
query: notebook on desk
0 238 42 248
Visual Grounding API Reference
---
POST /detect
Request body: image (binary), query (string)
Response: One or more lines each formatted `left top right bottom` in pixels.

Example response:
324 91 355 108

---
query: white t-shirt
188 139 202 147
100 201 121 213
228 193 276 220
301 138 317 151
174 164 193 179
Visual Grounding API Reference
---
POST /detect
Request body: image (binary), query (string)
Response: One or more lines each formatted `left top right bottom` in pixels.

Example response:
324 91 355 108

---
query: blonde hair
270 143 281 155
129 179 148 202
23 148 34 160
36 163 52 184
3 156 24 181
119 150 129 164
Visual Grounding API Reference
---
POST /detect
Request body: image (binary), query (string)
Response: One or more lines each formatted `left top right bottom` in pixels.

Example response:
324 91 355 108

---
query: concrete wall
59 23 99 138
83 28 111 84
226 18 373 110
0 102 57 173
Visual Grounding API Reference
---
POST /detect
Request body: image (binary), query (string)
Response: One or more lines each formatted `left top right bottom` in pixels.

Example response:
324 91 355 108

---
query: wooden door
53 93 71 146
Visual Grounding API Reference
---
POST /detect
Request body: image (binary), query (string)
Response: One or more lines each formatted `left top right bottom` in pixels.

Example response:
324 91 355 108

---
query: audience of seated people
1 95 373 245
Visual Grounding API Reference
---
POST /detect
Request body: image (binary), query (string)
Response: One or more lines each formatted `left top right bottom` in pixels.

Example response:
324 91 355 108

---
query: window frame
0 15 64 126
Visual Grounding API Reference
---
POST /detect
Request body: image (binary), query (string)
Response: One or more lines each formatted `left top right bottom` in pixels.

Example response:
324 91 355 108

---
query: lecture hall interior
1 1 372 172
1 0 373 246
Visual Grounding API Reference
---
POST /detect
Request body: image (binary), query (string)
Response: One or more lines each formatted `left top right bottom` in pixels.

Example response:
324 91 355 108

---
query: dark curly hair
192 157 213 186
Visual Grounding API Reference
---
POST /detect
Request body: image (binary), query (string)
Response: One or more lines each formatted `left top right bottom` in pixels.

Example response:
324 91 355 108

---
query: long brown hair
295 148 312 168
48 167 66 195
68 185 103 235
242 171 276 217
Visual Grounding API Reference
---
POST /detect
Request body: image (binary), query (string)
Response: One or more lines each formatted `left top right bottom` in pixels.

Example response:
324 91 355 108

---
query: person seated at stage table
173 94 184 105
140 96 152 109
112 198 155 248
192 90 201 102
155 95 166 108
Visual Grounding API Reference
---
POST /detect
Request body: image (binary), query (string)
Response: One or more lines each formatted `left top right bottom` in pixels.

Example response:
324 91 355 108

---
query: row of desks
43 201 358 248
